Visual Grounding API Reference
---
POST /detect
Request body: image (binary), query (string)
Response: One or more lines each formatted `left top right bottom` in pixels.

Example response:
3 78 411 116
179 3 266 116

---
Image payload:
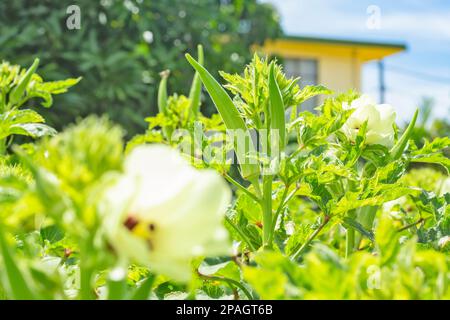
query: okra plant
0 51 448 300
181 52 448 257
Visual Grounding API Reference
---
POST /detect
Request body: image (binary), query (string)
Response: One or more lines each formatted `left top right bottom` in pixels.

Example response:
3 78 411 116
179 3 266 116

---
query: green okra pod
158 70 170 114
188 45 204 118
390 108 418 160
268 62 286 151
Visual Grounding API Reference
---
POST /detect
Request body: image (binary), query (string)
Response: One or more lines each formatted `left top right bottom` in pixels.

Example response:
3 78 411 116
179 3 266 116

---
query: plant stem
261 174 273 249
354 206 378 249
286 144 305 163
79 262 95 300
345 228 355 259
78 238 97 300
267 187 288 244
0 138 6 155
268 184 299 244
223 172 259 202
398 217 426 232
345 210 357 258
197 272 254 300
291 215 330 260
224 216 257 252
249 176 262 199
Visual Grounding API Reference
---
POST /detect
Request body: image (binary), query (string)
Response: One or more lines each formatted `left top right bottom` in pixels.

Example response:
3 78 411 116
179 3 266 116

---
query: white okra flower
102 145 231 282
341 94 396 147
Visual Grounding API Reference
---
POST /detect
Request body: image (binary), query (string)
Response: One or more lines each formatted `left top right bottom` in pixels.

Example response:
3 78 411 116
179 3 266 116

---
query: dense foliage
0 54 448 300
0 0 280 135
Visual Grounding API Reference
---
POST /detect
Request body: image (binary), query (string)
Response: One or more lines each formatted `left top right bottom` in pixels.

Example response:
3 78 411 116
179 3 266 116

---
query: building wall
257 38 405 108
257 40 369 94
283 53 362 104
317 54 362 93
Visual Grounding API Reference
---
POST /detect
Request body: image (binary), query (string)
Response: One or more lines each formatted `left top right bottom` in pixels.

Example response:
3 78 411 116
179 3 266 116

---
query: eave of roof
281 35 407 50
256 35 407 62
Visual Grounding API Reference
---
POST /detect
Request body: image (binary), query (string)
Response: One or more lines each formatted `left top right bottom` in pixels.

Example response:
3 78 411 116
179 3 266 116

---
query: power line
365 85 449 105
385 64 450 84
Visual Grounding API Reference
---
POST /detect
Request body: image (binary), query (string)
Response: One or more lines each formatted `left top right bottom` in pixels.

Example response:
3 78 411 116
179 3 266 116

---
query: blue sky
262 0 450 123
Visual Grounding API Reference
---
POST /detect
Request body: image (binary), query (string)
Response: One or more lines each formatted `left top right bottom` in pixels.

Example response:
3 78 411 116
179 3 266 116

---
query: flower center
123 216 157 250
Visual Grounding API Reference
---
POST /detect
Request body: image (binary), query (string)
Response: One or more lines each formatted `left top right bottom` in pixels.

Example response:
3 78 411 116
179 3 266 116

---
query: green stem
270 187 289 230
198 272 254 300
223 172 259 202
78 238 97 300
0 138 7 155
345 210 357 258
345 228 355 258
79 262 95 300
261 175 273 249
249 177 262 199
397 217 426 232
291 215 330 260
224 216 257 252
286 144 305 163
268 184 299 244
354 206 378 249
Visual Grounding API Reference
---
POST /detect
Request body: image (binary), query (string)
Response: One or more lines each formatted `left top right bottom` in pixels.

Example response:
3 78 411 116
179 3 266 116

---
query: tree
0 0 281 136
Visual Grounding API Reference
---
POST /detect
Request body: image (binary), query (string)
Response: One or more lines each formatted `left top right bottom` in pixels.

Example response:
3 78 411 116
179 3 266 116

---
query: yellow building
256 35 406 108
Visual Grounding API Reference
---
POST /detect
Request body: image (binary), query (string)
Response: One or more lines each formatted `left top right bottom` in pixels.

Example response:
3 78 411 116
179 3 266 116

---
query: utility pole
378 60 385 103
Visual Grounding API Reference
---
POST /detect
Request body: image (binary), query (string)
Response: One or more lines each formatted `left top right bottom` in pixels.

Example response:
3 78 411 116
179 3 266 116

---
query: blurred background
0 0 448 143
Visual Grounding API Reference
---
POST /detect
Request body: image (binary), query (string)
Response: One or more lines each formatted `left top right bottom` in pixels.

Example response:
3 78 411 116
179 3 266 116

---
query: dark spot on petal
146 239 154 250
149 223 156 231
124 216 139 230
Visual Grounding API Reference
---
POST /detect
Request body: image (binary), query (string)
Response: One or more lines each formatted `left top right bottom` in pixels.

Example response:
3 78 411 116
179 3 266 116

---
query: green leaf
235 191 261 223
10 123 57 138
0 109 48 139
297 84 332 105
410 137 450 173
30 77 81 108
0 224 35 299
40 225 64 244
268 62 286 151
375 213 401 265
35 77 81 94
8 109 45 124
185 53 259 180
243 266 287 299
131 275 155 300
411 155 450 173
27 90 52 108
342 216 374 241
332 185 420 216
198 261 241 282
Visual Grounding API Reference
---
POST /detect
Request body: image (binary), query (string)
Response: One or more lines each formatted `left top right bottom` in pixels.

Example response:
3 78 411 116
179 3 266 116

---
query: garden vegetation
0 50 448 300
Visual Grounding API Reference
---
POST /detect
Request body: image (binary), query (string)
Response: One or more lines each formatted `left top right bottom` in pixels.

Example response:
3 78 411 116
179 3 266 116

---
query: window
284 58 318 111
